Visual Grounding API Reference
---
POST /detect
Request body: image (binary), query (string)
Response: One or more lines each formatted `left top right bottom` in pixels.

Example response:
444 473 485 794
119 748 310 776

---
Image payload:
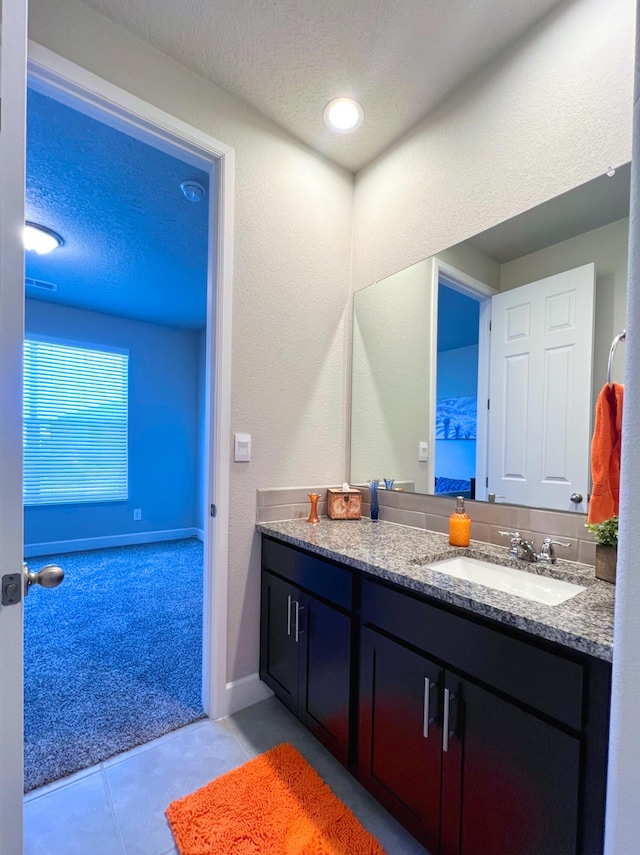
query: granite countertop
256 518 615 662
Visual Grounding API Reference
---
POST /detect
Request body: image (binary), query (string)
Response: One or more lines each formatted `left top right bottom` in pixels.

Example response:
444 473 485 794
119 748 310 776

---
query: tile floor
24 696 428 855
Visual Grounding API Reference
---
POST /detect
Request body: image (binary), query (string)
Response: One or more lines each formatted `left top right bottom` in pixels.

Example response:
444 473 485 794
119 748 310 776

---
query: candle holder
306 493 321 524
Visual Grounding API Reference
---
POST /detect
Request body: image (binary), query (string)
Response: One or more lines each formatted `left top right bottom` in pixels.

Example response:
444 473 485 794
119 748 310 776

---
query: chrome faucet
499 531 570 563
537 537 570 564
499 531 537 562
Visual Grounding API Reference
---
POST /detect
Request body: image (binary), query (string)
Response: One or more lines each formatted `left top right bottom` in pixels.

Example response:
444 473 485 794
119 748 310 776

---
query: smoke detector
180 180 206 202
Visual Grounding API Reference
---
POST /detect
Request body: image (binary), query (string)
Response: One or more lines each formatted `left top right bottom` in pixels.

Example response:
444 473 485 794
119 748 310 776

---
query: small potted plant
585 516 618 584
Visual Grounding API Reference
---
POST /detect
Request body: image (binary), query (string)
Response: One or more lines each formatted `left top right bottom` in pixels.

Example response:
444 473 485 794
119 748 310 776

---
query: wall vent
25 277 57 292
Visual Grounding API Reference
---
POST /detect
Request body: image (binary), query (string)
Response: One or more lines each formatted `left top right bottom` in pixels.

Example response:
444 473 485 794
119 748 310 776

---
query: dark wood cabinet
359 625 580 855
358 576 608 855
260 535 611 855
297 590 351 762
260 539 353 765
358 625 444 854
440 673 580 855
260 570 298 713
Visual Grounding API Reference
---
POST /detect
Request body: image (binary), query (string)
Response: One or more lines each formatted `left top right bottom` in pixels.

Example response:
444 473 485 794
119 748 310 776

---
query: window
23 337 129 506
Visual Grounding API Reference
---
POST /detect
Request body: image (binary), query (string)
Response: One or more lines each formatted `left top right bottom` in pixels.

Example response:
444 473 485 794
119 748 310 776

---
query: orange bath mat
165 742 387 855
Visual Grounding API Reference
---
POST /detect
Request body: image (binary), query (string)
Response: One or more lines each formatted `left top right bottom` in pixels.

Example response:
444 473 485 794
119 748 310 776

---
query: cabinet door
298 592 351 765
358 626 444 853
260 571 298 712
441 673 580 855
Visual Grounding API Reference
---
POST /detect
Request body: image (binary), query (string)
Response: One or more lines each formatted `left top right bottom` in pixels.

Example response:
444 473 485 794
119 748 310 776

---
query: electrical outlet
133 509 142 521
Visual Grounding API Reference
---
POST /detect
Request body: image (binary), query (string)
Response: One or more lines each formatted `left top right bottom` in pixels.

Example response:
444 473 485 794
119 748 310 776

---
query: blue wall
436 345 479 399
435 344 479 481
24 300 202 548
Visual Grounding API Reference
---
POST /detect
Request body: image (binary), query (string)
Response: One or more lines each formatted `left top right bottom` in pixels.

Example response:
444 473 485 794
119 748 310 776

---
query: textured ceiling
469 162 631 264
26 90 209 329
78 0 566 172
437 285 479 353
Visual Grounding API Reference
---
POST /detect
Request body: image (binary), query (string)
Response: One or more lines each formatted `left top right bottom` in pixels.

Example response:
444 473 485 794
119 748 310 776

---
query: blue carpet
24 538 205 792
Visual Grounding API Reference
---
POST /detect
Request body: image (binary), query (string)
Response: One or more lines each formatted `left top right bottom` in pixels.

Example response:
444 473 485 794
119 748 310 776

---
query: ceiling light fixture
24 222 64 255
324 97 364 133
180 180 207 202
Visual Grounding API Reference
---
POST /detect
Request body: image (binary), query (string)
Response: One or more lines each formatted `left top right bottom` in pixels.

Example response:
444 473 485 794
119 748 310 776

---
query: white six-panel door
0 2 28 853
488 264 595 512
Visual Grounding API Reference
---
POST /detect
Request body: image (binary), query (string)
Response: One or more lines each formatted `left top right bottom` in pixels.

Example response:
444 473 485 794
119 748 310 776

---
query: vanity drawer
262 537 353 610
361 578 584 730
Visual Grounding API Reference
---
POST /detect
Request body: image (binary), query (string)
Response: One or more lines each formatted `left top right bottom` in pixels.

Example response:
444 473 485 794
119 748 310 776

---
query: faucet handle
538 536 570 563
498 531 521 558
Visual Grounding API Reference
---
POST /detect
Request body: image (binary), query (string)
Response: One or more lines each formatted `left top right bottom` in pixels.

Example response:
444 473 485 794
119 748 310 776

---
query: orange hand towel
588 382 624 524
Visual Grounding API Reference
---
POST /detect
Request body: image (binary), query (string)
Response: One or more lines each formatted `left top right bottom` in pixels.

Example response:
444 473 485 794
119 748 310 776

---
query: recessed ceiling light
324 97 364 133
24 223 64 255
180 180 207 202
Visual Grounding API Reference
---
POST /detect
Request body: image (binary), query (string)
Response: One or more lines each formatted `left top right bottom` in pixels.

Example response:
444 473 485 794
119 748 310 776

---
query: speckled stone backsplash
256 485 598 565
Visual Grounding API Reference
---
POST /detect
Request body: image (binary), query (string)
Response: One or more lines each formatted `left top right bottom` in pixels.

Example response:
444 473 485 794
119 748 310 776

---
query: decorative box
327 487 362 520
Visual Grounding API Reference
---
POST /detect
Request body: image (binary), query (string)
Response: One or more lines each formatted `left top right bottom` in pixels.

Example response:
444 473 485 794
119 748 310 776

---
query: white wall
351 259 433 492
604 5 640 847
28 0 354 684
437 244 500 291
352 0 635 291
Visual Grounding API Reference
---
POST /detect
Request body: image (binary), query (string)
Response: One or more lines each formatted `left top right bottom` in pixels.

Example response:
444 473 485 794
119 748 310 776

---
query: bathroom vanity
258 518 614 855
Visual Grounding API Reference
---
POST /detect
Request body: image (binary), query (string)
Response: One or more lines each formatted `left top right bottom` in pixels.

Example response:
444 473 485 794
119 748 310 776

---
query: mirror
350 163 630 511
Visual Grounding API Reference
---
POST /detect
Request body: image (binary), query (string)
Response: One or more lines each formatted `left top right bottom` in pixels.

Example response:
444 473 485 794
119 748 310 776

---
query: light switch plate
419 441 429 462
234 433 251 462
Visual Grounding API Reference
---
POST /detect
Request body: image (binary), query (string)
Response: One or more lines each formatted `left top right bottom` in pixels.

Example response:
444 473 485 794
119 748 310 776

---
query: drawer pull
295 601 305 643
287 595 292 636
443 688 451 752
423 678 433 738
443 688 459 752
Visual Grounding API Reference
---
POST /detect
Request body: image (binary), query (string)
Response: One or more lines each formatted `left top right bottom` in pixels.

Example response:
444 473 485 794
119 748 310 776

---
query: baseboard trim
195 528 205 542
23 528 201 557
214 673 273 719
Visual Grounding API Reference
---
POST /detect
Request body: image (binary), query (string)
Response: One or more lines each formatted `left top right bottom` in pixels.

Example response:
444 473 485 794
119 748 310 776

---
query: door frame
428 257 496 501
27 42 234 720
0 1 29 851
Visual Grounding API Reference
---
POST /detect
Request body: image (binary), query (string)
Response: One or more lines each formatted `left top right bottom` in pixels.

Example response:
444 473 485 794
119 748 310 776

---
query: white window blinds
23 337 129 506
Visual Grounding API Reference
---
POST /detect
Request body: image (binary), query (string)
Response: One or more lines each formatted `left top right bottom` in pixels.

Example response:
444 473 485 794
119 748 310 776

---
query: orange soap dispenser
449 496 471 547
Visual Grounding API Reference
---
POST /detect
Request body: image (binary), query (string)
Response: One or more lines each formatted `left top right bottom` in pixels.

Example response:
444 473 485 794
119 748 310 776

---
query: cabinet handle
287 595 292 636
423 677 432 738
295 601 305 643
443 688 451 752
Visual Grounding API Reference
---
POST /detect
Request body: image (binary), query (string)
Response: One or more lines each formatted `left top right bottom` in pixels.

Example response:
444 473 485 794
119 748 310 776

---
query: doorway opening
434 280 480 498
428 260 494 503
21 59 229 791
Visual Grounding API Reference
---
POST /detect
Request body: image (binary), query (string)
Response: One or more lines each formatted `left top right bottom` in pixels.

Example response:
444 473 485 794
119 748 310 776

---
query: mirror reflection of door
488 264 595 512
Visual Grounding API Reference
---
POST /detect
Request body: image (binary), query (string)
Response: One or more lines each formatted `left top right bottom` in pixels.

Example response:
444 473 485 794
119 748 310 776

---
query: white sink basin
428 556 586 606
